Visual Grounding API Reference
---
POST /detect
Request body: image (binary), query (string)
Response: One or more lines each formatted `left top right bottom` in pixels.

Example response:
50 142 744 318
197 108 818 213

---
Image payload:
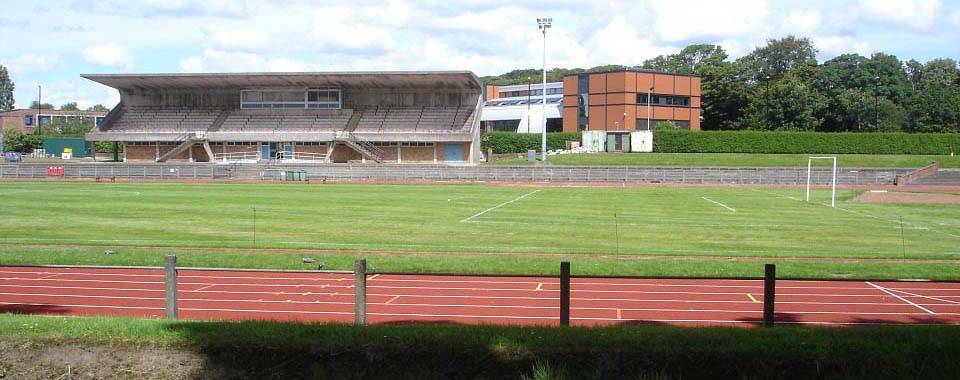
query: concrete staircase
907 169 960 186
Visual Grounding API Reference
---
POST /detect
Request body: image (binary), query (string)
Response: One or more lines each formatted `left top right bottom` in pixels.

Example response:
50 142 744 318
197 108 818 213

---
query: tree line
480 36 960 133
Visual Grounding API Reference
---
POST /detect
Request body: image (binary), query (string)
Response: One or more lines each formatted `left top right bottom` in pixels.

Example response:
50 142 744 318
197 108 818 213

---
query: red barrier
46 166 65 176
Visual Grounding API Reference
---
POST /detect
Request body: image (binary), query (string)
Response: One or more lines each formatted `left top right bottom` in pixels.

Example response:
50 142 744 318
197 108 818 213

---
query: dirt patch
0 340 210 380
852 191 960 204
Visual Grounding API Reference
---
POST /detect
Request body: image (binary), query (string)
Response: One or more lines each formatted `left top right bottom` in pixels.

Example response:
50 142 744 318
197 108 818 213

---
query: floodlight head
538 17 552 30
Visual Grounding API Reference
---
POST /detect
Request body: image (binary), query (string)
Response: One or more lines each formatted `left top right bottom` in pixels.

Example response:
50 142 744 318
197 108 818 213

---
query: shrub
654 130 960 155
482 131 582 154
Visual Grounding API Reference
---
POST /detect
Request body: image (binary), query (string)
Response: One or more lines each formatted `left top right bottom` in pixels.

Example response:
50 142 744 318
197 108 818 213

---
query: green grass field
1 182 958 262
488 153 960 167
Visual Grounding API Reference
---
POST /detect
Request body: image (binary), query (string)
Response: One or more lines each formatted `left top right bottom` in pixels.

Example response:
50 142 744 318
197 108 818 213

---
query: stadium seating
353 106 475 133
104 106 221 132
217 109 353 133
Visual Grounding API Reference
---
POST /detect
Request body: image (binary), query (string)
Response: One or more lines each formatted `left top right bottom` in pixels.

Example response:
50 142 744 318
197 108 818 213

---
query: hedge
482 131 582 154
655 130 960 155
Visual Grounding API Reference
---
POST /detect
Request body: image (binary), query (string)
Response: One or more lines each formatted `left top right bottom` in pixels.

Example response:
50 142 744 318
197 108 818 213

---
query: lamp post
537 17 551 162
36 84 42 135
647 86 653 131
874 75 880 130
526 76 531 133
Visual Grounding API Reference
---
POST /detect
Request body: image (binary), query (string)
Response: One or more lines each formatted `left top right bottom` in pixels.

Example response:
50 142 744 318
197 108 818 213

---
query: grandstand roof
82 71 482 91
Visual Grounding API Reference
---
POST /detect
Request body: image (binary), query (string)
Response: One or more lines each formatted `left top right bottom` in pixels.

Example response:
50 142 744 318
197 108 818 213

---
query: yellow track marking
195 284 216 291
535 283 543 291
369 274 380 280
747 294 760 303
385 295 401 304
616 309 622 319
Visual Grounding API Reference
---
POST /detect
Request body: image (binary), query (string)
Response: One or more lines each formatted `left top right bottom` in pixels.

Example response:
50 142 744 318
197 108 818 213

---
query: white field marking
460 190 541 222
867 281 935 315
828 204 960 240
3 284 953 308
748 188 801 201
701 197 736 212
883 288 960 305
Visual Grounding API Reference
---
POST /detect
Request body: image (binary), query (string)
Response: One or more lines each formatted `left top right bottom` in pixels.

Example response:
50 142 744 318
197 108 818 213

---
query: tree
87 104 109 112
739 36 818 83
0 65 13 111
742 73 828 131
29 101 54 109
59 102 79 111
1 128 43 153
642 44 728 75
700 61 751 130
906 58 960 132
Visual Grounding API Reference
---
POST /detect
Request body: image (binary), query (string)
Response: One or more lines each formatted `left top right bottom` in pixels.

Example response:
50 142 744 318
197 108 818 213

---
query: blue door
444 144 463 162
260 144 271 161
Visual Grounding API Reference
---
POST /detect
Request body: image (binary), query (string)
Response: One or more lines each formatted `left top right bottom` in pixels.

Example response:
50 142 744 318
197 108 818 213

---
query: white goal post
806 156 837 207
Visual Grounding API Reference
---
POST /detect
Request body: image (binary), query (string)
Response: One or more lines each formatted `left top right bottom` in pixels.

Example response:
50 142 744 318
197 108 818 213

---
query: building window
637 94 691 107
401 142 434 147
240 88 341 109
24 116 33 126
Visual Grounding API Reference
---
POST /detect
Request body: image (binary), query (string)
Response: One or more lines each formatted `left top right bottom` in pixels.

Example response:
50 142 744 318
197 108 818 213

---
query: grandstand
84 72 482 163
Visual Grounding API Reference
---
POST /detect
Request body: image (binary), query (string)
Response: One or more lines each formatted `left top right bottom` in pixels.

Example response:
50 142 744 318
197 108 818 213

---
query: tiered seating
106 106 221 132
354 107 388 132
218 109 352 132
354 107 475 133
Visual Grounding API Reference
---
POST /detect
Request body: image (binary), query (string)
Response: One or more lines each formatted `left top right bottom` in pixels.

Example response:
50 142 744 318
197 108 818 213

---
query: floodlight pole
538 17 551 162
647 87 653 130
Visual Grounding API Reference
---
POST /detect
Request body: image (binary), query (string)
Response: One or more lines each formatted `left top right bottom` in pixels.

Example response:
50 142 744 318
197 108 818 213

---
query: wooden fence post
763 264 776 327
560 261 570 326
165 255 178 319
354 259 367 325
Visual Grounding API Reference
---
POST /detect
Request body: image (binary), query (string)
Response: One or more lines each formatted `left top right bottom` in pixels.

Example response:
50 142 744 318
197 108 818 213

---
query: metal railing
276 151 328 162
214 152 260 163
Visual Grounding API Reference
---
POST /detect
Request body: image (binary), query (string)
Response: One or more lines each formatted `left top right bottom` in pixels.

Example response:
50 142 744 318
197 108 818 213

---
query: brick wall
401 146 434 162
125 145 155 161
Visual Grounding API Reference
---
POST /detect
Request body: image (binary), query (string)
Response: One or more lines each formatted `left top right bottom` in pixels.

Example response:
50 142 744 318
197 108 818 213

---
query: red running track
2 266 960 326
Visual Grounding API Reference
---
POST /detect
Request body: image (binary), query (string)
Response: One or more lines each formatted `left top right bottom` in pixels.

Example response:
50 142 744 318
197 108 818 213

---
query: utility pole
36 85 42 135
527 76 531 133
538 17 551 162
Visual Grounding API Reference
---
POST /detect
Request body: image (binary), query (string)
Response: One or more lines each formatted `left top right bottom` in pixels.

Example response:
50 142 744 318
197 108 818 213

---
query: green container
285 171 294 181
43 138 93 158
300 170 308 181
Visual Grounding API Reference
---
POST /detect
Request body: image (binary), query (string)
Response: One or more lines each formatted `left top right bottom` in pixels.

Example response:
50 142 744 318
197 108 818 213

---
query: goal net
805 156 837 207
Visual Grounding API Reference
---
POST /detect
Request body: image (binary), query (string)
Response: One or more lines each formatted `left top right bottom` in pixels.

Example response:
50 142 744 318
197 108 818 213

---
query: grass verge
2 313 960 379
3 246 960 280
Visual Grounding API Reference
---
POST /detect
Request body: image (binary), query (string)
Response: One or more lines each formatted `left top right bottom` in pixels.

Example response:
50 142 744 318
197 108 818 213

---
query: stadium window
401 142 433 147
241 88 341 109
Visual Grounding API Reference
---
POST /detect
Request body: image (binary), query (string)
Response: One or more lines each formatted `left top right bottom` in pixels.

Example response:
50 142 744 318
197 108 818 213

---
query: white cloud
81 43 134 68
81 0 249 18
857 0 942 30
951 9 960 26
648 0 770 42
5 54 60 74
780 9 822 35
813 36 871 60
178 49 317 72
203 26 271 50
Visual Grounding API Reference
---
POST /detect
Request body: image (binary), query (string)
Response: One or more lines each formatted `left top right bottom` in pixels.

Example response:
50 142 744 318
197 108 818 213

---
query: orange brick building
562 69 701 132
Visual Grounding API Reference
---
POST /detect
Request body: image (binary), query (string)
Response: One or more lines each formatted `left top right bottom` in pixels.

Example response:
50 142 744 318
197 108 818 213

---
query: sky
2 0 960 109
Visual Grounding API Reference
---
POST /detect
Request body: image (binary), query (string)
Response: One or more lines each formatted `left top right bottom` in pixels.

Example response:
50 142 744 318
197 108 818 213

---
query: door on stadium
443 144 463 163
260 144 271 161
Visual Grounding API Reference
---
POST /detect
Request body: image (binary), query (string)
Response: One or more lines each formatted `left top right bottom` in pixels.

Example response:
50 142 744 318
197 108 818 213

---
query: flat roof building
563 69 701 132
1 109 107 135
84 71 482 164
480 82 563 133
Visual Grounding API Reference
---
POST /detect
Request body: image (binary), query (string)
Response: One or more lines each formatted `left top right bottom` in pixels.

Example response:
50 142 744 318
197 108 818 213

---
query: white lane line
701 197 736 212
4 284 947 307
883 288 960 305
867 281 935 315
460 190 541 222
3 301 955 325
